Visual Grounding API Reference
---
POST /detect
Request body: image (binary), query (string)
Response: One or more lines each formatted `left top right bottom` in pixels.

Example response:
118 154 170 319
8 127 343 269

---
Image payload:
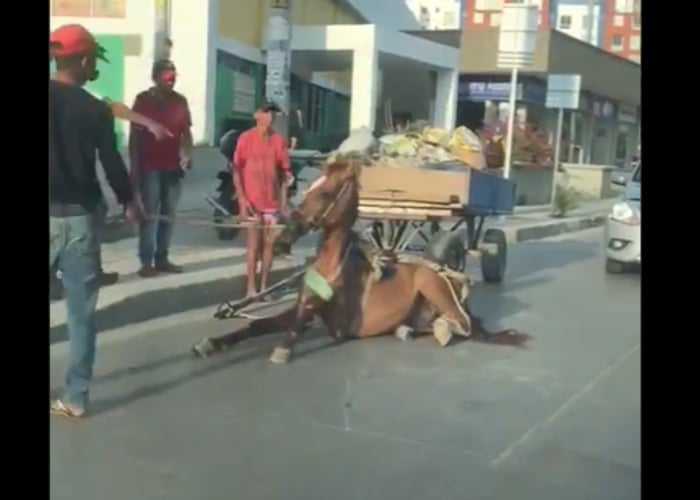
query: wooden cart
358 162 516 282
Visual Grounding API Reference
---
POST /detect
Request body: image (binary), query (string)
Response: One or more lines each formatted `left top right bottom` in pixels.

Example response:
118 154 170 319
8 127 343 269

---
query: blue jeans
138 170 183 266
50 213 101 411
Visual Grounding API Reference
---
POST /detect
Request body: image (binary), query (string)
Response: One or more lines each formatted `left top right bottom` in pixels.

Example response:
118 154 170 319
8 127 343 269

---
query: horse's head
295 157 362 231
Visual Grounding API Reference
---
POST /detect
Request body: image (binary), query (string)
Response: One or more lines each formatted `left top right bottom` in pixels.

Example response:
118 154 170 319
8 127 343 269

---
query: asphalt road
50 227 641 500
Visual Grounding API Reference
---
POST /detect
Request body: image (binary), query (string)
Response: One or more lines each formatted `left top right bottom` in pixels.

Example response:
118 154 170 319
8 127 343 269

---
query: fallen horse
192 158 530 364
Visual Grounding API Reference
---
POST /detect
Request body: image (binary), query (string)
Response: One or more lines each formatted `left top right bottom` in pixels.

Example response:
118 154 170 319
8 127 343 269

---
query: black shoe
99 271 120 287
155 261 184 273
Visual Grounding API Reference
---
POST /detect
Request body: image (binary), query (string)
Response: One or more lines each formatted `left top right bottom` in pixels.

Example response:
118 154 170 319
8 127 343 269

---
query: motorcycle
208 129 241 241
209 129 302 242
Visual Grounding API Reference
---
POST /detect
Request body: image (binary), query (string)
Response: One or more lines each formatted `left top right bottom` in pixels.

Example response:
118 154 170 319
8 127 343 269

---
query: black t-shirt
49 79 133 213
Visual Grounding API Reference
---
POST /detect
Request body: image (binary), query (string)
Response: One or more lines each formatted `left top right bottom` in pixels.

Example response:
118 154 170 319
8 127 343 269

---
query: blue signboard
459 77 546 105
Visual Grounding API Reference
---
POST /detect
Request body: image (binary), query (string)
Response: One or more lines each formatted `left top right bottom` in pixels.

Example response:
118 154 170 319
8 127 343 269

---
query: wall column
433 68 458 130
349 48 379 131
170 0 216 144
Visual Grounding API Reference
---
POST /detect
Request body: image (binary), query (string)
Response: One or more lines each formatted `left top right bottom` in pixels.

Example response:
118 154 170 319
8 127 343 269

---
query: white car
604 161 641 273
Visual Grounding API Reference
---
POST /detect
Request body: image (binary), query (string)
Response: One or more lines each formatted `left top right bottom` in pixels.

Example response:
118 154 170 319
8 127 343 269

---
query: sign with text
545 74 581 110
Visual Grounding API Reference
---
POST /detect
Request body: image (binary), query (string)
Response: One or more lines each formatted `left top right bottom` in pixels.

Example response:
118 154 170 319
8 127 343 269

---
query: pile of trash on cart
330 121 490 171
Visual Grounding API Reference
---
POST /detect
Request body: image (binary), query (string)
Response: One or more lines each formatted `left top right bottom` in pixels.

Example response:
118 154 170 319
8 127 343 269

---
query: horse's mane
323 156 365 183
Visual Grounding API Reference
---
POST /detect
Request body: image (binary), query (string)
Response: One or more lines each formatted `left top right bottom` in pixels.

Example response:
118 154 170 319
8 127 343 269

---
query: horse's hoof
269 347 292 364
432 318 453 348
395 325 414 342
192 338 216 358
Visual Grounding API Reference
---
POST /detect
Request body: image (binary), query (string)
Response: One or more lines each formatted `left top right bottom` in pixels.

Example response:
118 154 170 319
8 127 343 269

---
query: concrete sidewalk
49 196 615 342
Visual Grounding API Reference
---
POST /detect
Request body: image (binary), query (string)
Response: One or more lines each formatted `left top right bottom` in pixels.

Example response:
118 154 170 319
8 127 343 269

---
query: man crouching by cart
232 100 293 298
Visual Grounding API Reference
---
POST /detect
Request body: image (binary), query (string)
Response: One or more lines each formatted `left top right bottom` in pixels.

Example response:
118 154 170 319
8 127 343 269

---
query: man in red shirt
233 101 293 297
129 59 193 278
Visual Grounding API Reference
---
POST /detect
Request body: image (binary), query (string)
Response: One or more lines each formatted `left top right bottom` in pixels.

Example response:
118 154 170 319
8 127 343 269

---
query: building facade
463 0 552 31
462 0 640 64
51 0 460 147
457 29 641 168
600 0 641 63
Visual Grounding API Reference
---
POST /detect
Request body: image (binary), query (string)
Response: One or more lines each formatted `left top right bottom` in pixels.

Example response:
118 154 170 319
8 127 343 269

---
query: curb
49 259 310 345
501 213 607 245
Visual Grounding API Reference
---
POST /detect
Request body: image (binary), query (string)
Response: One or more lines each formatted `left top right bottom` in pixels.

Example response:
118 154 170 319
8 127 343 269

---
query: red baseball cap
50 24 108 62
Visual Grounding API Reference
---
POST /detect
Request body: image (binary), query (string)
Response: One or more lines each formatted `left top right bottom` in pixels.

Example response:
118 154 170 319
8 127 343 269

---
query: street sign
546 74 581 110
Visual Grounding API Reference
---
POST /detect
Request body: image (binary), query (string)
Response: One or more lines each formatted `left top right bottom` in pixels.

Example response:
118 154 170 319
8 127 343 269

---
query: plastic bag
337 126 377 155
421 127 450 147
379 134 419 157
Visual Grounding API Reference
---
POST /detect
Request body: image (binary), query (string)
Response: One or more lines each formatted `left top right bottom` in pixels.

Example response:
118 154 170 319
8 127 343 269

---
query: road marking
489 342 640 467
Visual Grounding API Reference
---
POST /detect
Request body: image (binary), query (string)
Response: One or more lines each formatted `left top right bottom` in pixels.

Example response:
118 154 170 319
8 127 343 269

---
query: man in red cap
129 59 193 278
233 100 293 298
50 24 141 418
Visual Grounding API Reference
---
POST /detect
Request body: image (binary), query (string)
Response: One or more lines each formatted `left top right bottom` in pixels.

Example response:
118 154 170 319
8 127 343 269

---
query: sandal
50 398 86 419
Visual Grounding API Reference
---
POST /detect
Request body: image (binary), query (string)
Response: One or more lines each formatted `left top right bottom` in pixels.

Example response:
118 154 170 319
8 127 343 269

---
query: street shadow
87 328 333 417
502 238 599 281
88 345 269 417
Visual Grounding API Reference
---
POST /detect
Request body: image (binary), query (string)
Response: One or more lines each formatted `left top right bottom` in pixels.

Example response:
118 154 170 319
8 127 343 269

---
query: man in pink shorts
232 100 293 297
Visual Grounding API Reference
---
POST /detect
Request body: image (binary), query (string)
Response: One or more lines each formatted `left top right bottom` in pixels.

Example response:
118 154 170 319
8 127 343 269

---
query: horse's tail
467 311 532 348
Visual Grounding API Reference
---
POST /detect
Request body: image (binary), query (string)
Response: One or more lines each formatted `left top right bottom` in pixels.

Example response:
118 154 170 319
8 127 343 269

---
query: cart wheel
423 231 466 273
481 228 507 283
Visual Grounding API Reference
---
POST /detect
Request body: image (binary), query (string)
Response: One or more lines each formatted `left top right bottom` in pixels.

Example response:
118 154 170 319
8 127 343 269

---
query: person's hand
146 122 173 141
285 172 295 187
179 152 192 170
237 196 250 218
124 199 143 223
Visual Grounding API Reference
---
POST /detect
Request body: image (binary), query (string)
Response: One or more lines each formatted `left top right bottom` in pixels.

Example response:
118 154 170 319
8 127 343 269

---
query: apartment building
463 0 552 30
463 0 640 63
600 0 641 63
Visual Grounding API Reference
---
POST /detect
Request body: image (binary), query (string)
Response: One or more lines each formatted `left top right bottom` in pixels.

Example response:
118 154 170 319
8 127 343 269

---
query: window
475 0 502 11
303 85 324 133
558 15 572 30
52 0 91 16
92 0 126 18
52 0 126 17
490 12 502 27
629 35 640 51
473 12 485 24
614 0 634 14
632 13 641 29
613 15 624 27
581 15 590 30
611 35 624 50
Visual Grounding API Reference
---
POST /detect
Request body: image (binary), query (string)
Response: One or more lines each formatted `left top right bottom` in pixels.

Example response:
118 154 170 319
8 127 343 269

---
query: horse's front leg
192 306 298 358
269 291 322 364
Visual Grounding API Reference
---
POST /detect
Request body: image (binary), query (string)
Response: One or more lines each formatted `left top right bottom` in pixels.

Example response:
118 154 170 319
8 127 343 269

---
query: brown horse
192 158 530 364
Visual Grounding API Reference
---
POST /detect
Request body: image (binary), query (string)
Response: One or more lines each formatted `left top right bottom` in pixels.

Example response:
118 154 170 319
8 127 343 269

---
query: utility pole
264 0 292 140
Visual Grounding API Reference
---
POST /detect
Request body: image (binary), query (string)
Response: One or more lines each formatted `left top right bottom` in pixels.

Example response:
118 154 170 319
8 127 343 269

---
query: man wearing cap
233 100 293 298
49 24 140 418
129 59 193 278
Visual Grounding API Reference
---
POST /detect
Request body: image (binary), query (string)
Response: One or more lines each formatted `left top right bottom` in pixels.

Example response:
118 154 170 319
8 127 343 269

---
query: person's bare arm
96 104 138 220
232 135 248 216
127 96 144 189
179 97 194 168
275 135 293 210
107 100 173 141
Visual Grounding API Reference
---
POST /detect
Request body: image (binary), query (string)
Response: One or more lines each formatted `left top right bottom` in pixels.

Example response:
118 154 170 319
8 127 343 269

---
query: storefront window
52 0 126 17
615 124 630 167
